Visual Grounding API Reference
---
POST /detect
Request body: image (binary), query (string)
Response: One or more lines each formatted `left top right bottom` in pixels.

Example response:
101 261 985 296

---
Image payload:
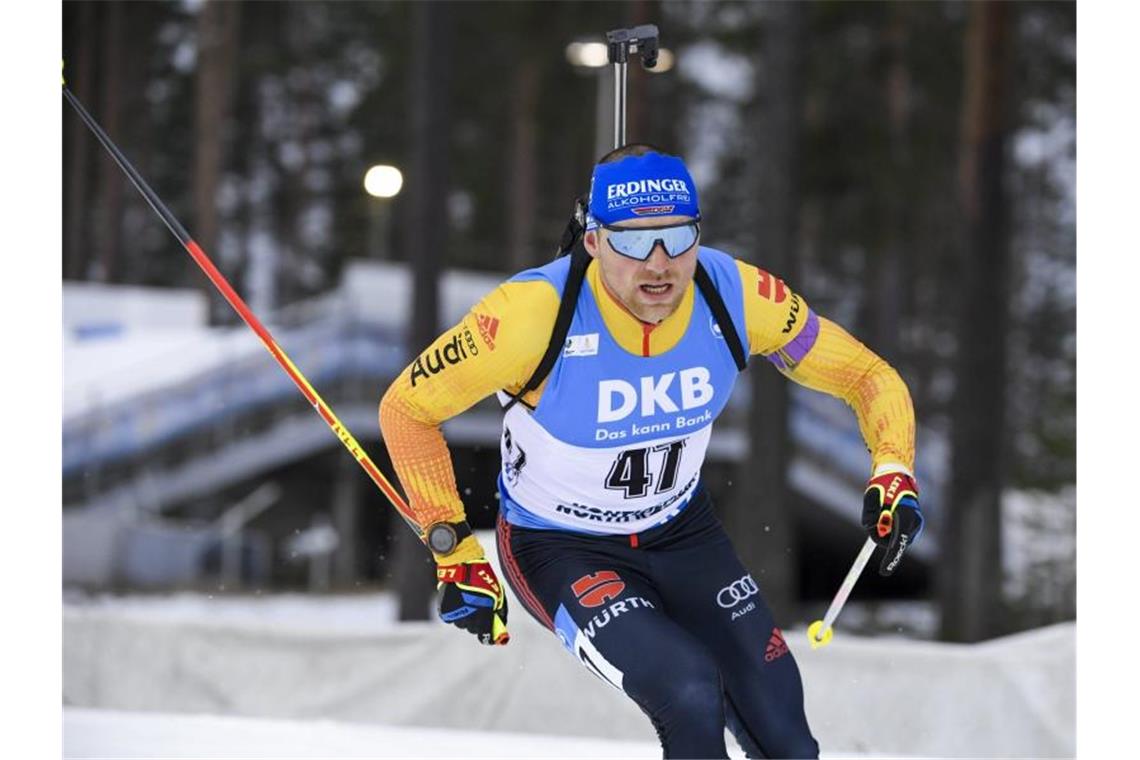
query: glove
436 560 510 646
862 467 924 577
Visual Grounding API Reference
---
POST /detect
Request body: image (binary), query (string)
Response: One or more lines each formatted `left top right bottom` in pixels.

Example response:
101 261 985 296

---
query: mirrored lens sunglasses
602 221 701 261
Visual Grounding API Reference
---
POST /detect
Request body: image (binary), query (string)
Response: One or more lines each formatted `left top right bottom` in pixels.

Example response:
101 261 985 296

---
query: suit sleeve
734 260 916 474
379 279 560 562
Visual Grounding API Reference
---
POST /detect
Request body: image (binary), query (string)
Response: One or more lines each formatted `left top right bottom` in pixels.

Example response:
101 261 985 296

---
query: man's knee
724 682 819 759
727 705 819 759
668 667 724 714
626 648 727 757
630 645 720 707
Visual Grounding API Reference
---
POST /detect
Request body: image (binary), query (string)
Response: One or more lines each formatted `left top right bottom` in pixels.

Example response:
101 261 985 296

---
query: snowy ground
62 589 405 635
64 709 883 759
64 591 1075 758
64 709 663 760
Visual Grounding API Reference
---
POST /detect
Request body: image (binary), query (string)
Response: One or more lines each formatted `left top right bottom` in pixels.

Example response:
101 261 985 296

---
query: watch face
428 524 457 554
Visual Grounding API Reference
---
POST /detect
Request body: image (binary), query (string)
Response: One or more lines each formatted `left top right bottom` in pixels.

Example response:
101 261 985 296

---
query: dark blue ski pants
495 485 819 759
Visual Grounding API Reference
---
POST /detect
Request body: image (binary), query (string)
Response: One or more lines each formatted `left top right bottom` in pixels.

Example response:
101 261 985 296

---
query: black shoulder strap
504 211 749 412
502 242 591 413
694 262 748 372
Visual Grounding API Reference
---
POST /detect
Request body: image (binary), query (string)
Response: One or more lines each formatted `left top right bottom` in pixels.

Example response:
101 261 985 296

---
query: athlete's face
584 214 700 325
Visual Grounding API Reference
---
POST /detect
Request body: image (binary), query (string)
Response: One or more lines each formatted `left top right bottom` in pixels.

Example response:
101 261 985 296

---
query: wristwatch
425 520 473 556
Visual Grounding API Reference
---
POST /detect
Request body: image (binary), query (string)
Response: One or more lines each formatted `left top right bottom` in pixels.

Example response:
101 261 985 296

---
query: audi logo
716 574 759 608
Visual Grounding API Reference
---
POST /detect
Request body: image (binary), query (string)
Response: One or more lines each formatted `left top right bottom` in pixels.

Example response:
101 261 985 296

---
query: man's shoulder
695 245 748 294
725 256 794 303
494 263 563 322
697 244 752 274
696 244 738 267
691 247 804 317
508 255 575 293
474 272 561 346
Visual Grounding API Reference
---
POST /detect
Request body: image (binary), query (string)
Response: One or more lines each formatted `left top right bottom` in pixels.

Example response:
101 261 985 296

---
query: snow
63 326 258 418
63 590 403 636
62 263 500 422
63 709 663 759
63 589 1075 758
63 708 881 759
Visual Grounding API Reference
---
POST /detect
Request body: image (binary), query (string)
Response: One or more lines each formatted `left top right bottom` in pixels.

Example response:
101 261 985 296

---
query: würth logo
571 571 626 608
475 313 499 350
781 293 802 334
765 627 789 662
756 270 788 303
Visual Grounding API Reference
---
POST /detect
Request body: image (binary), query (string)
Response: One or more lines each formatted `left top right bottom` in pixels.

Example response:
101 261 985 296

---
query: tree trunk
332 453 361 587
506 58 539 272
941 1 1014 643
624 0 653 145
861 6 912 359
93 1 126 283
64 1 96 281
393 0 455 622
726 1 806 625
194 0 242 321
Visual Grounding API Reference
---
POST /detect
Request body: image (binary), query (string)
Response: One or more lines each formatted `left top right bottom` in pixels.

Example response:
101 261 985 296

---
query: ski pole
62 77 424 540
807 537 877 649
605 24 660 149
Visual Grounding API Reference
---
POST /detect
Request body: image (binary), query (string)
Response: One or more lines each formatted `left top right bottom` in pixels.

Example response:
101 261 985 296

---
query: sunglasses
601 220 701 261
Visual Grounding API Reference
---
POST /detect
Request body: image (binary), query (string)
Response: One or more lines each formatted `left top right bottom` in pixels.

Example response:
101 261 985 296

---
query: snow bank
64 708 665 759
63 282 208 336
63 594 1074 758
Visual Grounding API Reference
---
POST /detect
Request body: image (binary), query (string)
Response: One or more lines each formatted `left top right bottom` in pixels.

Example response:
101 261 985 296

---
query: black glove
862 468 924 576
436 560 510 645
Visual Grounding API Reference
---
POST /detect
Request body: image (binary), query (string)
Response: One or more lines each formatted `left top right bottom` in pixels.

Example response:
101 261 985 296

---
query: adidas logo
475 313 499 350
765 627 789 662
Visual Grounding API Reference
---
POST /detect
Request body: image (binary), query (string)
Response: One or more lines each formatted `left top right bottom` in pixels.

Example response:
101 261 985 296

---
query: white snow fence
63 602 1074 758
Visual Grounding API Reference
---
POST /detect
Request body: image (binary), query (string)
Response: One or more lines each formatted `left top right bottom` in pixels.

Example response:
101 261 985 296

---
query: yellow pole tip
492 614 510 645
807 620 834 650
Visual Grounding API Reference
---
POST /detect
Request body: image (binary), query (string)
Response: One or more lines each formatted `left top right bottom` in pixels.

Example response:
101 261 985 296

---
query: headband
587 152 700 229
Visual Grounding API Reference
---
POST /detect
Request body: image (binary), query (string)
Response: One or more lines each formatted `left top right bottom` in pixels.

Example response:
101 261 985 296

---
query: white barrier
63 282 207 336
63 600 1074 758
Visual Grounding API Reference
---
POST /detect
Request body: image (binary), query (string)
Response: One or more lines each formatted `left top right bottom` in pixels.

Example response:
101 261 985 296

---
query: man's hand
862 467 924 577
436 560 510 645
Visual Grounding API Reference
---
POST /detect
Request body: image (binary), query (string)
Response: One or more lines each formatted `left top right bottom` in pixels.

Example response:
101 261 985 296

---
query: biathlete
379 145 923 759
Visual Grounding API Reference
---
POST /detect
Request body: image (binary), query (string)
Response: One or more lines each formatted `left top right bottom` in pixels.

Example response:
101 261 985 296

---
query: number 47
604 440 686 499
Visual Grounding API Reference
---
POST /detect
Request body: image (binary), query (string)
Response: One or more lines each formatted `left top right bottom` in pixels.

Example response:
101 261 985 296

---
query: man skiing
379 145 922 758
